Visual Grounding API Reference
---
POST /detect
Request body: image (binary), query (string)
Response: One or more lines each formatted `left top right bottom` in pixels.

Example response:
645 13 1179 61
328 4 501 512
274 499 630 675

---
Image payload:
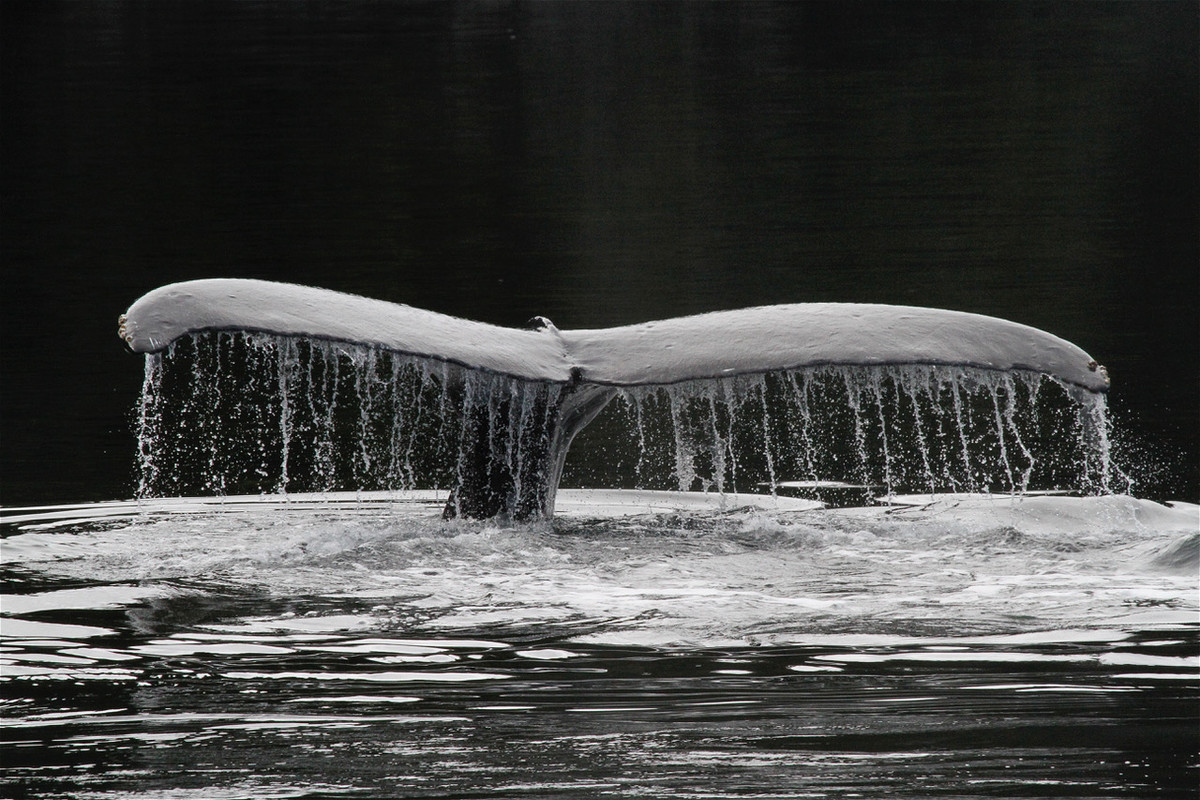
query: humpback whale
120 279 1109 519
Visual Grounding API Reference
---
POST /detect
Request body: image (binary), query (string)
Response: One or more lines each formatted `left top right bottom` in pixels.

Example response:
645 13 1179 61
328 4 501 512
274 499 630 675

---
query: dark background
2 1 1196 506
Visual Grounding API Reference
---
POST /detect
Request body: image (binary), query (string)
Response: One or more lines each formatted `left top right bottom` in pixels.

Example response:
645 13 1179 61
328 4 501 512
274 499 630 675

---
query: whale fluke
120 279 572 382
120 279 1109 519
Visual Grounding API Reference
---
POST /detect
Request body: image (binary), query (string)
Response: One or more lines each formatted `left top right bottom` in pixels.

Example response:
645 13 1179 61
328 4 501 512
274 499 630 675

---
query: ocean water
3 3 1198 797
3 491 1197 798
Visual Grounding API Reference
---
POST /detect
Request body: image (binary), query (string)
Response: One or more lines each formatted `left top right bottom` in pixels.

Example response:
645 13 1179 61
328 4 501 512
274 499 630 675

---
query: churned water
3 492 1197 798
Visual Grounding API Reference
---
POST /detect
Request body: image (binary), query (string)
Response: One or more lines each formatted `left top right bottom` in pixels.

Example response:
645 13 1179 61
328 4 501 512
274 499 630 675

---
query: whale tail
121 279 1110 519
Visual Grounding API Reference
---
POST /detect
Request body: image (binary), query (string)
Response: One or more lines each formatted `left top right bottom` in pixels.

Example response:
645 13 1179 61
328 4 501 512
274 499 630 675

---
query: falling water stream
133 332 1121 507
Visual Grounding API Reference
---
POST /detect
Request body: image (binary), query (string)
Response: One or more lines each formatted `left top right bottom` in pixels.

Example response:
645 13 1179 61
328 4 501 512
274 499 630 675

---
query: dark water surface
2 4 1198 799
2 1 1197 504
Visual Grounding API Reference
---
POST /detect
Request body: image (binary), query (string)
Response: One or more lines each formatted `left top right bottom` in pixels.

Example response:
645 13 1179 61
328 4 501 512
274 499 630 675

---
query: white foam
2 493 1193 649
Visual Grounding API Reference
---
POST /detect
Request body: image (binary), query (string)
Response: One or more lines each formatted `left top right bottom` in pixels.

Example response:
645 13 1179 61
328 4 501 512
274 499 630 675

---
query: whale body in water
120 279 1109 519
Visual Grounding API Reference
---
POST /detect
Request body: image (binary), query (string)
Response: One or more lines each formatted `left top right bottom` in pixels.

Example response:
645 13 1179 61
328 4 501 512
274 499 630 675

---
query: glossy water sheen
3 493 1197 798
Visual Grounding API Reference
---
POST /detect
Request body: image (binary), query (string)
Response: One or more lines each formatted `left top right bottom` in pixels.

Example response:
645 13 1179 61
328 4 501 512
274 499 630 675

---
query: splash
134 332 1125 514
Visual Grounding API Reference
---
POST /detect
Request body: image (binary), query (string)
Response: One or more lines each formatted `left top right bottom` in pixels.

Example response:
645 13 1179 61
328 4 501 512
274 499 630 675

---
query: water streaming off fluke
121 280 1125 518
134 330 1123 516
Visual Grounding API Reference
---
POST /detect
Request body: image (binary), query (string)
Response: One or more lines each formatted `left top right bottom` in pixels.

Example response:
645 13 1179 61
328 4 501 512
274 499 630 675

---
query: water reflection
2 495 1196 797
4 622 1196 798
